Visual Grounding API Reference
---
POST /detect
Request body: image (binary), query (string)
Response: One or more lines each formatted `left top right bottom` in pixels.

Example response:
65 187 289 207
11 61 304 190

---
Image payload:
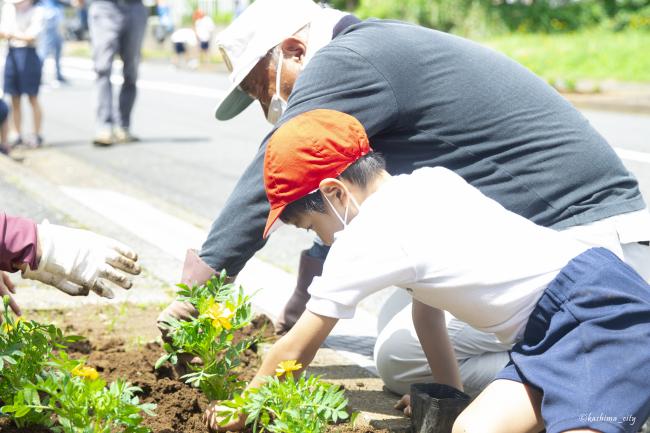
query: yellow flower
71 364 100 381
205 302 234 331
1 317 23 333
275 360 303 377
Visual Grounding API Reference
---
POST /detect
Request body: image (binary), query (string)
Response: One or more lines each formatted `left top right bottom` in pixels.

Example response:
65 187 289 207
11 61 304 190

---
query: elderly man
159 0 650 410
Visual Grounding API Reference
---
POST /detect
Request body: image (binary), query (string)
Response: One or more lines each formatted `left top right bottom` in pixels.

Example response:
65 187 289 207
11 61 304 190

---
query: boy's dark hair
279 152 386 223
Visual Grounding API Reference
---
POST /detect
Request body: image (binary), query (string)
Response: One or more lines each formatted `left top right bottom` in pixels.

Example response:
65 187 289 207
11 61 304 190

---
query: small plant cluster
0 297 155 432
156 271 257 401
222 361 353 433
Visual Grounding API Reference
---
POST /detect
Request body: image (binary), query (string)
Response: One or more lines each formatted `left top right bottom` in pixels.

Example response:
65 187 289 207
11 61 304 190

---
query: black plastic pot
410 383 471 433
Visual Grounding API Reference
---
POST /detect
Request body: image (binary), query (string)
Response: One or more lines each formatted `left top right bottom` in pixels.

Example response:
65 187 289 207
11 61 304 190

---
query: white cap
214 0 322 121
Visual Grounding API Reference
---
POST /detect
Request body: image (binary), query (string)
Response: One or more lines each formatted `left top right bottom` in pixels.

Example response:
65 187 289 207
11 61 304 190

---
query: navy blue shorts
199 41 209 51
3 47 42 96
496 248 650 433
173 42 186 54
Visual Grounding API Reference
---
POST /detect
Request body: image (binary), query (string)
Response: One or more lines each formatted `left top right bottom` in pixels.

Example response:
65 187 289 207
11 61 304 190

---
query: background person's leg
88 1 122 142
54 33 64 82
116 2 147 133
27 96 42 145
375 289 511 397
10 96 22 142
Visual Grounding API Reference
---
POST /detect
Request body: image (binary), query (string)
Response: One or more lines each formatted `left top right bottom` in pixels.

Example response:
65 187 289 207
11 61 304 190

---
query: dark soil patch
0 307 388 433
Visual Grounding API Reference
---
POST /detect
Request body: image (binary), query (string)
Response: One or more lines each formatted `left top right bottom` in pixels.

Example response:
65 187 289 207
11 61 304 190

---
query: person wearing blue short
0 0 45 148
207 109 650 433
38 0 66 84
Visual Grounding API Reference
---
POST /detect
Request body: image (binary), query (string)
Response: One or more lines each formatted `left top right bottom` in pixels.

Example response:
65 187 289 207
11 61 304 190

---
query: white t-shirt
306 167 588 343
0 3 44 48
194 16 214 42
171 28 197 45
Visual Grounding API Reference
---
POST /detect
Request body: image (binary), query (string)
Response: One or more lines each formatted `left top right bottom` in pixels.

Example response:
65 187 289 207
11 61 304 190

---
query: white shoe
114 127 140 144
93 129 114 147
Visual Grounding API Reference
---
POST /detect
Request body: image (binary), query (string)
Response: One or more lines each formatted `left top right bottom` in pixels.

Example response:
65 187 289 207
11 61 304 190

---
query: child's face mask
322 185 360 233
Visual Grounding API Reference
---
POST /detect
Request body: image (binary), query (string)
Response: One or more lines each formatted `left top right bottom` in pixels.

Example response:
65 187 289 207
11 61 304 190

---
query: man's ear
280 36 307 61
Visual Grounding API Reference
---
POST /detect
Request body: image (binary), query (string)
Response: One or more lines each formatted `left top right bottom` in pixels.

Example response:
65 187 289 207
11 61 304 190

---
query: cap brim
263 205 286 239
214 82 255 121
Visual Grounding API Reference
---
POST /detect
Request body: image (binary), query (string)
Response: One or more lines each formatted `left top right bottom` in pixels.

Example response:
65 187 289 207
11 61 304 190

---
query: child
0 0 45 148
170 27 197 69
192 9 214 65
207 109 650 433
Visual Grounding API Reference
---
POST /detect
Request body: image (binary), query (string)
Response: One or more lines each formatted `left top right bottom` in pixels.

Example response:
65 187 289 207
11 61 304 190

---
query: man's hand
22 221 141 298
203 401 246 432
0 271 21 317
394 394 412 417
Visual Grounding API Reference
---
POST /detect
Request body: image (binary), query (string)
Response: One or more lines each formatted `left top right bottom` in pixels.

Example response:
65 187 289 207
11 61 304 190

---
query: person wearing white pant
375 209 650 397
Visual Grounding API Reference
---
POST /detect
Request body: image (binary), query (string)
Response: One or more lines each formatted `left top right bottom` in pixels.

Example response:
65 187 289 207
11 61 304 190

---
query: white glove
22 221 141 299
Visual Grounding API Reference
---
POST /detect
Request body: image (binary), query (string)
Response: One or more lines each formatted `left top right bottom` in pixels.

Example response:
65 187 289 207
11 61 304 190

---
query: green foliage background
327 0 650 36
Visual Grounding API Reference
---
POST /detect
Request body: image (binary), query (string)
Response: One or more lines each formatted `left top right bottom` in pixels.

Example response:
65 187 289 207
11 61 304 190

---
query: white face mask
266 53 287 125
323 187 361 232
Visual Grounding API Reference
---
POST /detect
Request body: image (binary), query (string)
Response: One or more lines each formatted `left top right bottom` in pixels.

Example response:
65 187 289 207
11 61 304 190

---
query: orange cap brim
263 205 286 238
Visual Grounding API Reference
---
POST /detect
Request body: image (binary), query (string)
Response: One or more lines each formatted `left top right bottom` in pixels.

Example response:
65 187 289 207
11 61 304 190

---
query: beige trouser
374 210 650 396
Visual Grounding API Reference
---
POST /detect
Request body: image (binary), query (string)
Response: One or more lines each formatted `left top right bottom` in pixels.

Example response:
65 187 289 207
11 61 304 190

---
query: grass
480 30 650 84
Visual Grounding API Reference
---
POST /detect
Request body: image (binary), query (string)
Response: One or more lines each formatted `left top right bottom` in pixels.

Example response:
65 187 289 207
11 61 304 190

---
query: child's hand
394 394 412 417
203 401 246 432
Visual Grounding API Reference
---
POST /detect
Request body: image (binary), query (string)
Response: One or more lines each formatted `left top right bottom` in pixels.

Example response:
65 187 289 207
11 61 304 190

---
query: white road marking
60 66 225 100
614 147 650 164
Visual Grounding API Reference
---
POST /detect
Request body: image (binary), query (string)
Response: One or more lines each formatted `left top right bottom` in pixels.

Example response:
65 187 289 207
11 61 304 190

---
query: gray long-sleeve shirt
200 19 644 275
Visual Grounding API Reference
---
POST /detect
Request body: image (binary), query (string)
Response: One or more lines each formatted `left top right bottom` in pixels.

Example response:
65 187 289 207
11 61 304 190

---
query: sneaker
32 135 44 148
93 129 114 147
10 136 23 148
114 127 140 144
0 144 10 156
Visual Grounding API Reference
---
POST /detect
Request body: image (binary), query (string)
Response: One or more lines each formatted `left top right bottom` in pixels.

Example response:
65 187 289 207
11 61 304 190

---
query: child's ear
319 178 345 203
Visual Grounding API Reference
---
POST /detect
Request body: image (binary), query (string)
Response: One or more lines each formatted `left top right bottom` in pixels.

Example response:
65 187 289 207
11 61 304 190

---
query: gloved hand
22 221 141 299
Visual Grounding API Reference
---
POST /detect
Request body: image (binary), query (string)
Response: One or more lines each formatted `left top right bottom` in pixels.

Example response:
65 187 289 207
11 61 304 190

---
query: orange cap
263 109 371 238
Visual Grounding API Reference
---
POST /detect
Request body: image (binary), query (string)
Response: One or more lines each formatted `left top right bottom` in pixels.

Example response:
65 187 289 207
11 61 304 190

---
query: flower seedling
221 360 353 433
0 296 81 427
156 271 258 401
0 296 155 432
3 352 156 433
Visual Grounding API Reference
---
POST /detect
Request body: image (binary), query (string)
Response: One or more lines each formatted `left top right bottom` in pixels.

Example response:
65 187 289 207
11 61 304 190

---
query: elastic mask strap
275 51 282 98
323 194 347 228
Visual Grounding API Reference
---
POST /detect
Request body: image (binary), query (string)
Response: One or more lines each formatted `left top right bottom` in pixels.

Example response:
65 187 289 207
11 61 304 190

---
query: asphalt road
4 57 650 280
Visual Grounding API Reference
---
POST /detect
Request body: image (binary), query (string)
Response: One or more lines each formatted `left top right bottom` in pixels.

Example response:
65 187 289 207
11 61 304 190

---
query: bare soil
0 305 389 433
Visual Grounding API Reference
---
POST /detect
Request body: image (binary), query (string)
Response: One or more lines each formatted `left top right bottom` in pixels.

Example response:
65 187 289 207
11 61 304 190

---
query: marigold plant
156 271 257 401
0 296 156 433
0 296 80 427
221 361 353 433
2 352 155 433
